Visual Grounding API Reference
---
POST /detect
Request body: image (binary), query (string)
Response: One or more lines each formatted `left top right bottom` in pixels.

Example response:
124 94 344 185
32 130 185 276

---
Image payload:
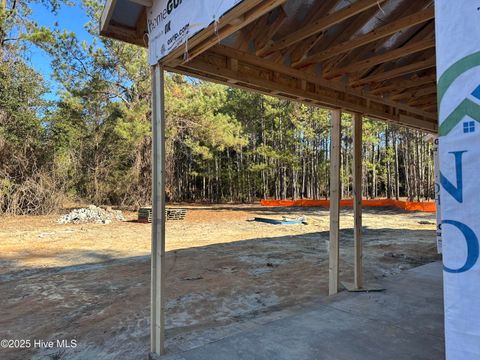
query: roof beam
354 21 435 80
327 37 435 78
100 0 117 35
321 0 432 75
171 45 436 131
233 15 268 51
290 5 379 66
177 0 286 65
399 114 436 130
162 0 265 65
390 85 437 101
423 104 438 113
408 94 437 107
255 7 287 56
370 74 436 95
351 57 436 87
410 85 438 98
262 0 387 54
293 7 434 68
101 24 144 46
278 0 340 61
176 57 437 132
289 33 325 64
136 8 148 39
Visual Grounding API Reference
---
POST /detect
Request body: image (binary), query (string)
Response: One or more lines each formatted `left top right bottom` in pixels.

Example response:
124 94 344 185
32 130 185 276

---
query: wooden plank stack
138 207 187 223
166 208 187 220
138 207 152 223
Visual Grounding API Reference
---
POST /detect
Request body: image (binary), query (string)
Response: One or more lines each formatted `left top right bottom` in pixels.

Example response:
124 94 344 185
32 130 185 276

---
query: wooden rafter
255 7 288 55
289 33 325 65
370 73 436 95
350 57 436 87
157 0 276 65
168 44 437 132
355 21 435 82
261 0 387 54
102 0 441 132
241 15 270 51
232 25 251 51
275 0 341 61
321 0 431 75
408 94 437 107
409 85 438 98
177 0 286 65
102 24 144 47
100 0 117 35
326 37 435 78
293 7 434 68
289 5 380 70
390 84 437 101
315 5 380 53
423 104 438 113
136 8 148 41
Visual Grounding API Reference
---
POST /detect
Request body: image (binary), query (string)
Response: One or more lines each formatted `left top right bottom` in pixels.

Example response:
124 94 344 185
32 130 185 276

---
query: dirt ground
0 205 439 360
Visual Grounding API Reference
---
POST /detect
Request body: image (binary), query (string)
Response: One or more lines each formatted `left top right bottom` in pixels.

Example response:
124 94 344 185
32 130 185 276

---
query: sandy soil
0 205 439 360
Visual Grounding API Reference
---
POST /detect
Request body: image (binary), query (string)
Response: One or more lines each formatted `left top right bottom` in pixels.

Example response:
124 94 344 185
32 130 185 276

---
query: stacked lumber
166 208 187 220
138 207 152 223
138 207 187 223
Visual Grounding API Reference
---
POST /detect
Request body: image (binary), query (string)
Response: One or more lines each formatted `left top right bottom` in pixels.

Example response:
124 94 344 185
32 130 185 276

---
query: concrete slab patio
161 261 444 360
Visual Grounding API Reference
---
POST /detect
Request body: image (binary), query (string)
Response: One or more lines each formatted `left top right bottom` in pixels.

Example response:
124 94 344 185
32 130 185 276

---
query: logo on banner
438 52 480 136
147 0 243 65
438 52 480 273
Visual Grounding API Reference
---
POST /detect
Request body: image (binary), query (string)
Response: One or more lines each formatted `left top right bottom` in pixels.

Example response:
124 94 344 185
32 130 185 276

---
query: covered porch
161 261 444 360
100 0 443 358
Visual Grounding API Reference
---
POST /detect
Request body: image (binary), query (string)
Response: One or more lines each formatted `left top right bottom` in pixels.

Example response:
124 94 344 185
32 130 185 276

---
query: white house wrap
147 0 243 65
435 1 480 358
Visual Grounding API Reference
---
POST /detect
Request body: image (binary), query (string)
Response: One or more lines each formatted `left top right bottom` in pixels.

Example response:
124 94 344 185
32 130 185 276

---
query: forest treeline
0 0 435 215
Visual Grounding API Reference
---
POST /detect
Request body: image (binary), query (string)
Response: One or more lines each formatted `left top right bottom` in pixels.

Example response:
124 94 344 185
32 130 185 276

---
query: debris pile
57 205 125 224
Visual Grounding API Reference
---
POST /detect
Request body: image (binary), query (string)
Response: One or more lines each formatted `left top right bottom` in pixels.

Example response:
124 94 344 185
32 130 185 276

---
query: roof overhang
100 0 438 133
100 0 150 47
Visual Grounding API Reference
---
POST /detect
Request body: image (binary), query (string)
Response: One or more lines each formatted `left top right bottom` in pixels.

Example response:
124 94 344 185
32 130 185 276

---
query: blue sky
25 1 199 100
27 1 93 100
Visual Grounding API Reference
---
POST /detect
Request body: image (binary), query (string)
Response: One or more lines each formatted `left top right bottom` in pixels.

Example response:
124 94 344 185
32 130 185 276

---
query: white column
433 136 442 254
151 63 166 356
436 1 480 358
352 113 363 290
329 109 341 296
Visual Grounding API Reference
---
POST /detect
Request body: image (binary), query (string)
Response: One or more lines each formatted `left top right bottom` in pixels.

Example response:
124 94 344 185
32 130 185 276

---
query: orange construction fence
260 198 436 213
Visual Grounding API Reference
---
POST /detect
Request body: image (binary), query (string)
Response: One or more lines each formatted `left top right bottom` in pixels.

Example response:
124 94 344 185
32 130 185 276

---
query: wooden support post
353 113 363 290
150 64 166 357
329 109 341 296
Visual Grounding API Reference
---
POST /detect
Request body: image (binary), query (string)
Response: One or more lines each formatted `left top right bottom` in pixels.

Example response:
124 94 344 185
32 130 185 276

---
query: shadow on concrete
0 226 439 360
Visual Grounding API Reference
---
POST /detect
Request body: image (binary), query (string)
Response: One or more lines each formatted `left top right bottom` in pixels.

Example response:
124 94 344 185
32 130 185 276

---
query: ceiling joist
293 7 434 68
168 44 437 133
273 0 341 61
328 37 435 79
101 0 440 132
262 0 388 54
370 73 436 95
351 57 436 87
177 0 287 65
255 7 288 55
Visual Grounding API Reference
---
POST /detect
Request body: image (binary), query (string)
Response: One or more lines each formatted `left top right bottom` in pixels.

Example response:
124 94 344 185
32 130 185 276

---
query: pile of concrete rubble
57 205 125 224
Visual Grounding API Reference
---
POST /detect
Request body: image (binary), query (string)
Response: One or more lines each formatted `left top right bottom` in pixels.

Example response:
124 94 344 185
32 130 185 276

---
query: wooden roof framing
100 0 439 133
